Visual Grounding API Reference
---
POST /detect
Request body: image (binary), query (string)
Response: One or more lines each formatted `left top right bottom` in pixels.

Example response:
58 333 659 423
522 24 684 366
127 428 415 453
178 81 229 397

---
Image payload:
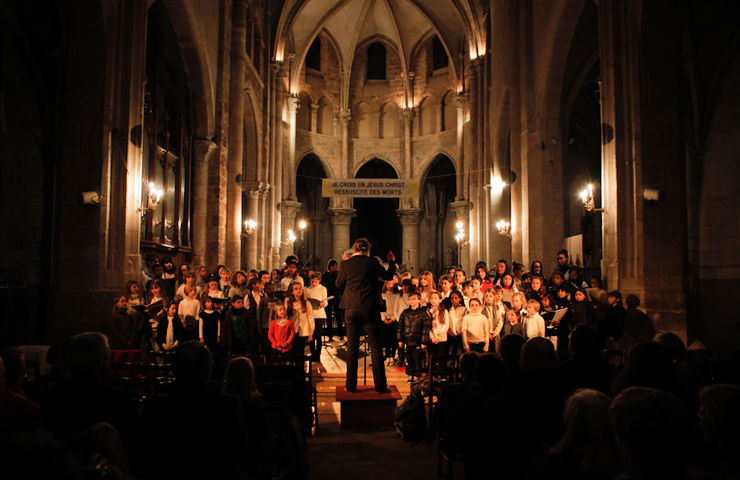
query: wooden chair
426 353 461 410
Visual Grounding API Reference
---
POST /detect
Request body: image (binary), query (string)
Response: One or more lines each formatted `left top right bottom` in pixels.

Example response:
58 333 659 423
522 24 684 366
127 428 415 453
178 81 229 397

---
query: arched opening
296 154 330 269
379 102 400 139
417 97 433 136
296 91 311 130
351 159 401 257
317 96 334 135
306 35 321 71
561 0 601 276
432 35 449 71
366 42 386 80
442 90 456 132
420 155 457 275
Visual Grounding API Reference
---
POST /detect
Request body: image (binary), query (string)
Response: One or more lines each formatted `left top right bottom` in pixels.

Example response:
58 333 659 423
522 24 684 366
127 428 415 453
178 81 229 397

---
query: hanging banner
321 178 418 198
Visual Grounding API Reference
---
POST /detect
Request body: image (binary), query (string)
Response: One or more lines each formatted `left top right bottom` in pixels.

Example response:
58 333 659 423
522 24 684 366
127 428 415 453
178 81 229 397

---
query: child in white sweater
462 298 489 353
524 298 546 339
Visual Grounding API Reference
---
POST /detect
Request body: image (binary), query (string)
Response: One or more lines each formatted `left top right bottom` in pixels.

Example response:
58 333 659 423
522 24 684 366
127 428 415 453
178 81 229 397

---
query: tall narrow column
286 95 300 200
450 201 472 273
455 94 466 200
226 0 248 269
244 189 260 269
310 102 319 132
278 199 302 262
328 208 355 261
192 139 218 267
401 109 413 180
398 209 422 274
339 109 351 178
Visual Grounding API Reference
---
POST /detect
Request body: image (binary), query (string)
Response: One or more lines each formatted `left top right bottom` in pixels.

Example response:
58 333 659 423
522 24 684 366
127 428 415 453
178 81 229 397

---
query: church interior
2 0 739 353
1 0 740 478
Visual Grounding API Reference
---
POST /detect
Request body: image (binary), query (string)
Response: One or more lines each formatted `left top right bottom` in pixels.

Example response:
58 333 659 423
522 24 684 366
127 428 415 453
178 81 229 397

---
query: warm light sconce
579 184 603 212
140 182 163 216
496 220 511 236
242 219 257 238
287 229 296 243
297 219 308 241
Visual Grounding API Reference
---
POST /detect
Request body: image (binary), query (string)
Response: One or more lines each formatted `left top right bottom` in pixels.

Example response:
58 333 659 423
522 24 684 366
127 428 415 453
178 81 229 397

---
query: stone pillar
192 139 218 267
398 209 423 274
286 94 300 199
339 110 351 177
226 0 248 270
401 108 414 179
310 102 319 132
278 199 302 262
450 201 472 273
455 94 466 200
244 189 260 269
328 208 355 262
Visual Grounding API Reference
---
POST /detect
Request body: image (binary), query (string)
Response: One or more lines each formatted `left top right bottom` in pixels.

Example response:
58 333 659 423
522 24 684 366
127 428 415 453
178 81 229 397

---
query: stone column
310 102 319 132
450 200 472 273
328 208 355 262
244 189 260 269
226 0 248 270
286 94 300 199
192 139 218 267
398 209 423 274
339 109 351 177
400 108 414 179
278 199 302 262
455 94 466 201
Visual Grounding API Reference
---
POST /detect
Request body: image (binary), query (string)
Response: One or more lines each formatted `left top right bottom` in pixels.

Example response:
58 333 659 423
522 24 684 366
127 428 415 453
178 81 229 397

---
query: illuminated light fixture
297 219 308 241
488 177 507 194
242 219 257 238
496 220 511 236
140 182 163 216
579 184 604 212
288 229 296 242
454 221 469 268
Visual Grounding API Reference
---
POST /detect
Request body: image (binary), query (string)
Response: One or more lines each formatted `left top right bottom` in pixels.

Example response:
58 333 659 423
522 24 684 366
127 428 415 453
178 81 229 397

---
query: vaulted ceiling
275 0 486 82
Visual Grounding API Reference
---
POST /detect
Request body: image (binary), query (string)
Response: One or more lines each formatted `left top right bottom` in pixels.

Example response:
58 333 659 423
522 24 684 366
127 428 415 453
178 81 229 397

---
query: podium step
336 385 401 430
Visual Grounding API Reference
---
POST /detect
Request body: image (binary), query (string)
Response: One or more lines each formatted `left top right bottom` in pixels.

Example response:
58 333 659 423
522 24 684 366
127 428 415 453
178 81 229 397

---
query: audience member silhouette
609 386 694 479
530 388 620 480
42 332 137 442
140 341 248 479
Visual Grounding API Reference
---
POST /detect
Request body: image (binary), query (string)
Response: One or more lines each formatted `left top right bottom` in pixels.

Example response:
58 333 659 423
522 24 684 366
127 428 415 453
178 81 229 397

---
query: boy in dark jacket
397 291 432 382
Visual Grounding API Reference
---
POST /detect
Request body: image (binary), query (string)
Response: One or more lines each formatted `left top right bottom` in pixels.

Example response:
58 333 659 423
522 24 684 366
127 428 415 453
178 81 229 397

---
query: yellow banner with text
321 178 418 198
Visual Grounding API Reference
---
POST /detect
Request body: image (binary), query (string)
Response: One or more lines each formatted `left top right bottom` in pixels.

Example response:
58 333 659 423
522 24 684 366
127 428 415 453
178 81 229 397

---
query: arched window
306 36 321 71
367 42 386 80
432 35 448 70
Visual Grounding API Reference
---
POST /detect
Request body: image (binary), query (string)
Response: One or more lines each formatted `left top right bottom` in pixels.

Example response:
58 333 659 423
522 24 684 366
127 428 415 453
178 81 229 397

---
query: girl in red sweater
268 303 295 360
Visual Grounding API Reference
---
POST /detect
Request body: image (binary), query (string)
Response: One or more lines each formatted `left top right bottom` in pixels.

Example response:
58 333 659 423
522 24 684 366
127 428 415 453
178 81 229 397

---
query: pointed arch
379 102 400 138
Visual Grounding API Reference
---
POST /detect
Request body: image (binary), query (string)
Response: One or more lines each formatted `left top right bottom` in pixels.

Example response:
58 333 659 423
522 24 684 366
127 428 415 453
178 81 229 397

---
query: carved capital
287 95 300 115
397 209 423 226
278 199 303 224
399 108 414 123
338 109 351 123
449 200 473 220
328 208 355 226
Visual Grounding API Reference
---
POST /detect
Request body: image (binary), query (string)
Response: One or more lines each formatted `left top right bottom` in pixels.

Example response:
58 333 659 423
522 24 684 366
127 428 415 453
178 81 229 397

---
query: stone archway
296 153 330 269
420 154 457 275
350 158 402 259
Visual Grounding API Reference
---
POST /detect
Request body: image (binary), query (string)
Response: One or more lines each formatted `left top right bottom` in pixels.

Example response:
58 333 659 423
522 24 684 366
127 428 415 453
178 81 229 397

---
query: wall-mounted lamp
496 220 511 236
643 188 664 202
242 219 257 238
579 184 603 212
297 219 308 241
79 191 101 206
286 229 296 244
140 182 163 216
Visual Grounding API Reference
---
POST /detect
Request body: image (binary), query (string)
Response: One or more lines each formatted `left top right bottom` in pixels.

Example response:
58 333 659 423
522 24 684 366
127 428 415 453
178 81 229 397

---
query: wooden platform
336 385 402 430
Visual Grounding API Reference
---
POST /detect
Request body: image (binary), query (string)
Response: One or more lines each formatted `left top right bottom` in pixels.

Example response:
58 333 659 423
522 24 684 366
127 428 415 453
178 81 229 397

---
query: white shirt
165 315 177 348
448 305 468 336
280 275 304 292
461 312 489 351
304 284 328 319
429 308 449 343
178 296 201 320
524 312 546 338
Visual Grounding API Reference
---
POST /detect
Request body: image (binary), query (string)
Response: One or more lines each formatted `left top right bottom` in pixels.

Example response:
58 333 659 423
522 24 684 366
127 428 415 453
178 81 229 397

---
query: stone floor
306 338 445 480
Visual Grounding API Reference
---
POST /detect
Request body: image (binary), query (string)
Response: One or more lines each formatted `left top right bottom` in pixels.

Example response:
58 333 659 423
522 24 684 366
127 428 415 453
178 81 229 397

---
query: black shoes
375 387 391 394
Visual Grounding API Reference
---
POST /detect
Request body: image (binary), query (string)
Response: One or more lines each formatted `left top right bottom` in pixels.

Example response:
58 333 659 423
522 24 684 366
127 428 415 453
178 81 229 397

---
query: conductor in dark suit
336 238 396 393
